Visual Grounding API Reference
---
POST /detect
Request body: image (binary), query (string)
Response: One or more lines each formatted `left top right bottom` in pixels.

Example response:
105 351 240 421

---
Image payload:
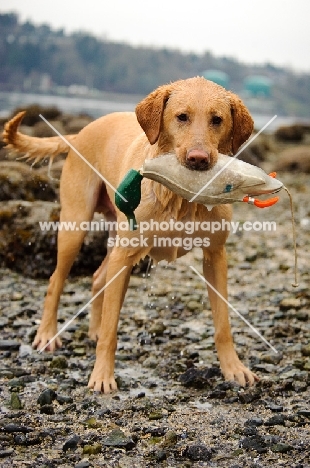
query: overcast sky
2 0 310 72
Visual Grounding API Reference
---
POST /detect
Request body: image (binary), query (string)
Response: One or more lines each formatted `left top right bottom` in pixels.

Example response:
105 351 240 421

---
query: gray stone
0 340 20 351
102 428 135 449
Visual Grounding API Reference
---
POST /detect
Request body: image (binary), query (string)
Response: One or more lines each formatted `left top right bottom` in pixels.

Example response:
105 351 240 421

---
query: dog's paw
221 357 259 387
88 362 118 394
32 328 62 352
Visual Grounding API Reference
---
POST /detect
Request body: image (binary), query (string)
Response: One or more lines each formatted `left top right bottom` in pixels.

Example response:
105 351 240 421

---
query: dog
3 77 258 393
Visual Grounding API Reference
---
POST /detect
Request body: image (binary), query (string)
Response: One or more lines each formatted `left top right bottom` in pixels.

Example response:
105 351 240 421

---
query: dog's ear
135 85 171 144
228 92 254 154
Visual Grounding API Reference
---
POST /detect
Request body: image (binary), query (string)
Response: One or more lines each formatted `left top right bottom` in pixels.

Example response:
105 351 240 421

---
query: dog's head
136 77 253 171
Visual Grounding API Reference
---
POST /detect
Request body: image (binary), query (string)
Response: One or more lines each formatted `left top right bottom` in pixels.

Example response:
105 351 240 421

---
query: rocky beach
0 107 309 467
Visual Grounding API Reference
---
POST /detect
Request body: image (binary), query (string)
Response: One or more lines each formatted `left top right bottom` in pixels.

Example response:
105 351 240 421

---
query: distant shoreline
0 90 141 119
1 91 310 132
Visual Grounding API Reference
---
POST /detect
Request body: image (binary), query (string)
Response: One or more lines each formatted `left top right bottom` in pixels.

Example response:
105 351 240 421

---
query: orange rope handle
243 196 280 208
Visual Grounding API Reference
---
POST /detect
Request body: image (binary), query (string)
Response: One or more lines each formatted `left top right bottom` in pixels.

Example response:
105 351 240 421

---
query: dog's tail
3 111 77 164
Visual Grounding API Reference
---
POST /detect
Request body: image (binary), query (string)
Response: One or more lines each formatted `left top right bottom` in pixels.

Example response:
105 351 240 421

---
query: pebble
11 292 24 301
155 450 167 461
294 311 308 321
0 449 14 458
148 322 166 336
84 417 101 428
264 414 286 426
186 300 204 312
252 363 276 374
259 352 282 364
297 409 310 419
265 402 284 412
73 347 86 356
102 428 135 449
244 417 264 427
271 442 293 453
0 370 14 379
14 432 41 446
19 344 33 357
303 359 310 370
243 425 258 436
238 390 261 404
240 435 267 453
148 411 164 420
75 461 91 468
50 355 68 369
83 443 102 455
10 392 22 410
179 367 220 388
56 394 74 405
0 340 20 351
163 430 178 446
2 423 33 433
40 404 55 415
301 344 310 356
279 297 301 310
8 378 25 390
292 381 308 393
183 444 212 461
63 434 82 452
37 388 57 406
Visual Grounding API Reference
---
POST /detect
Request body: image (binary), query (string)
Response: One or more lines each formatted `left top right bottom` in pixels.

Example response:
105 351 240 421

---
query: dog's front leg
88 247 133 393
202 247 258 386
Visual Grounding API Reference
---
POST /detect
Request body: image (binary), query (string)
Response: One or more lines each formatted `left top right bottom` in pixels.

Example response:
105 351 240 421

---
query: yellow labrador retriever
3 77 258 393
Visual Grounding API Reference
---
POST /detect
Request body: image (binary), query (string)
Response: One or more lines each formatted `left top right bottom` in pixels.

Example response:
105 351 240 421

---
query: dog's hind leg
89 234 115 341
33 158 99 351
89 194 118 341
33 229 88 351
89 256 110 341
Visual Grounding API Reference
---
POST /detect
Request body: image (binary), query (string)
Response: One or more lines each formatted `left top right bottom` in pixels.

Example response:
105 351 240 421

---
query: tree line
0 13 309 116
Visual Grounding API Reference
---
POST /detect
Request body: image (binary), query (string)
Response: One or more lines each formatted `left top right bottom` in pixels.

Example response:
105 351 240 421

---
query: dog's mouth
182 158 218 172
184 160 211 171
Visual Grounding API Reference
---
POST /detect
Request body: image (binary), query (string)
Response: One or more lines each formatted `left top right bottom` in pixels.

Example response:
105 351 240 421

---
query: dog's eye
177 113 188 122
212 116 222 125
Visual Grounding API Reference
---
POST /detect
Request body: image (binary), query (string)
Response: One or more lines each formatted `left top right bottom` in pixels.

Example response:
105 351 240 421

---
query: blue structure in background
202 69 230 89
243 75 273 97
200 70 275 116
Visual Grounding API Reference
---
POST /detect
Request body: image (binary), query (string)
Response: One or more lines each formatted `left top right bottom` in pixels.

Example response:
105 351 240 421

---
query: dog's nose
186 149 210 170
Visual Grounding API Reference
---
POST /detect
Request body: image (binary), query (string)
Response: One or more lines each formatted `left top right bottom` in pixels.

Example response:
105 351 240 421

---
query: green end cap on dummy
115 169 144 230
